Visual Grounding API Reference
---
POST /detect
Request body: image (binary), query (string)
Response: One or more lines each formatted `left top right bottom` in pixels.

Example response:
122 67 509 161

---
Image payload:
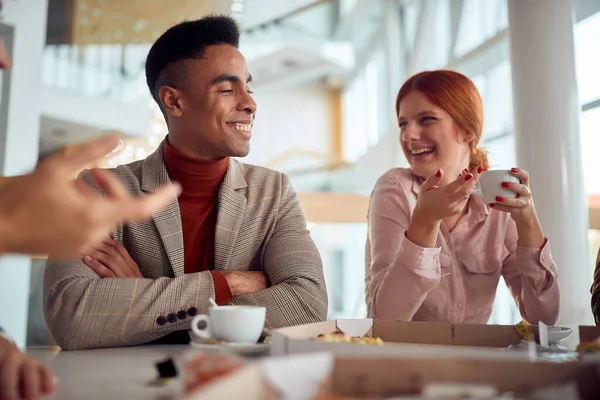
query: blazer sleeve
229 173 328 328
43 170 219 350
43 248 218 350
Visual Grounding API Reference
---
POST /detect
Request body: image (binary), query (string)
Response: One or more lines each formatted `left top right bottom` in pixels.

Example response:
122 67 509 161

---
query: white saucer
189 341 270 356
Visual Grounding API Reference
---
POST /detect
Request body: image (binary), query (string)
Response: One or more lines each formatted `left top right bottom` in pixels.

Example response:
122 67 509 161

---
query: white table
27 345 195 400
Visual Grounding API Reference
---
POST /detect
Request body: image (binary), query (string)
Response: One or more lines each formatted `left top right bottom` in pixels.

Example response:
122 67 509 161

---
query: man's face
164 44 256 160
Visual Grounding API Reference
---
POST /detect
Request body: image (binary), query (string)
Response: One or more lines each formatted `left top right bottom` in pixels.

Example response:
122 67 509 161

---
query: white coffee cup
191 305 266 343
473 169 520 205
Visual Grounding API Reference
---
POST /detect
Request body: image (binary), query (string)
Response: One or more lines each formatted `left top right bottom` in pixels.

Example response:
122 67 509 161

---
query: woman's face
398 91 473 181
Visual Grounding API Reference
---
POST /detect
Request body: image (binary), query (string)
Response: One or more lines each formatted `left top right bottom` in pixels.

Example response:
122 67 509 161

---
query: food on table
514 320 534 341
314 331 384 345
204 338 228 345
576 337 600 354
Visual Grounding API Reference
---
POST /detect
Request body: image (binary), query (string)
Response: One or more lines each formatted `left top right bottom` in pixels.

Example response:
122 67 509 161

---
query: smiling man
43 15 328 350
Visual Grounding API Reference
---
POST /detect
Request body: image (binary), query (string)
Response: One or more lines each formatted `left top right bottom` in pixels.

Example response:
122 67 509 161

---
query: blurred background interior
0 0 599 347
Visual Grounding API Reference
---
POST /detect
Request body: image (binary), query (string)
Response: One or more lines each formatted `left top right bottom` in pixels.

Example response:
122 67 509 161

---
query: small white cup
191 305 266 343
473 169 520 205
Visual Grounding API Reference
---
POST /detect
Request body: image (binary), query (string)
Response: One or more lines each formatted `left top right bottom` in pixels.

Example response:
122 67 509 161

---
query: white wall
41 85 150 138
0 0 49 347
244 82 334 171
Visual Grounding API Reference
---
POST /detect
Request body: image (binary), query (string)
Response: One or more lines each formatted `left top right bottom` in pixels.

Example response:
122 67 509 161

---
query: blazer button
156 316 167 326
177 310 187 320
187 307 198 317
167 313 177 323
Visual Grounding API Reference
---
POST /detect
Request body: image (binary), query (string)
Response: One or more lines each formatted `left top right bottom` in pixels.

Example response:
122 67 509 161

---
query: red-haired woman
365 70 559 325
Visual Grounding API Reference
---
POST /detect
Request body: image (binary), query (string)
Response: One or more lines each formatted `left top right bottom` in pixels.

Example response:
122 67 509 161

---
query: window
580 107 600 194
454 0 507 57
575 11 600 106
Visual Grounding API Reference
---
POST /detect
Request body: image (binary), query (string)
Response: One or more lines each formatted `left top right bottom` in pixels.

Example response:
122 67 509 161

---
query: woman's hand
413 166 483 223
490 168 537 224
407 166 482 248
491 167 545 249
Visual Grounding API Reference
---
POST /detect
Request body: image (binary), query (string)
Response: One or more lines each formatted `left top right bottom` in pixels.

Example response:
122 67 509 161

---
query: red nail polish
511 168 519 172
477 166 483 174
465 174 473 181
496 196 503 202
463 168 468 173
436 169 441 177
501 182 510 188
489 203 495 208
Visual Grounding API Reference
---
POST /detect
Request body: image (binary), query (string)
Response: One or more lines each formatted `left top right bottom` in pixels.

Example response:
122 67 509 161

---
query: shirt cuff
517 238 554 272
397 232 442 275
210 271 233 305
517 238 556 291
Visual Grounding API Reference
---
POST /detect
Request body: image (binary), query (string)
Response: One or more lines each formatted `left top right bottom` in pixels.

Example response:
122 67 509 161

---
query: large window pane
580 107 600 194
575 12 600 105
484 134 515 170
310 223 368 319
455 0 507 57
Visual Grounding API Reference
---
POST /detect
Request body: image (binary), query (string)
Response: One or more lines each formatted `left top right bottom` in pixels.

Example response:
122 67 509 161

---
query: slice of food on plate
576 337 600 354
314 332 384 345
515 320 534 341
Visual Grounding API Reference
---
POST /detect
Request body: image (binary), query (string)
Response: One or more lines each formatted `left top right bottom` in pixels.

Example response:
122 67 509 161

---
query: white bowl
547 326 572 343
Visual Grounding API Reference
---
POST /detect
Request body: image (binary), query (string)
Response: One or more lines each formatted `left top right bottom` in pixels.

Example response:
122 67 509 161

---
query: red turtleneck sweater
163 139 233 305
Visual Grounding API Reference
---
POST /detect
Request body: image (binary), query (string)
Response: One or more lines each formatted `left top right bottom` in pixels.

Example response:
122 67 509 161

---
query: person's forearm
44 260 216 350
0 217 11 254
406 207 441 248
509 242 560 325
515 217 545 249
230 276 327 328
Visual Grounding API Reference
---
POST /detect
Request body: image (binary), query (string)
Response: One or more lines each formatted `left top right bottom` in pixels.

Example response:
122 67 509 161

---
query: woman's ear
463 131 476 144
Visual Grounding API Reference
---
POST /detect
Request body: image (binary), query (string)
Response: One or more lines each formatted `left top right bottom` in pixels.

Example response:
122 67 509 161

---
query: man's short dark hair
145 15 240 103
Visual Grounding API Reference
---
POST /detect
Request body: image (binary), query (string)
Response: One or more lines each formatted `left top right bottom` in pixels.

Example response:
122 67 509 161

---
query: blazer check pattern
43 141 328 350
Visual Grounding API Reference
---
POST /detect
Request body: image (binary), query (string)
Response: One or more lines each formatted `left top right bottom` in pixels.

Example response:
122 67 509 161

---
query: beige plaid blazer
43 141 328 350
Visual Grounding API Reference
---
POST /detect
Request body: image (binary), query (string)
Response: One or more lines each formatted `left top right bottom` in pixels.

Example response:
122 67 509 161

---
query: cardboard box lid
371 320 522 347
273 319 523 349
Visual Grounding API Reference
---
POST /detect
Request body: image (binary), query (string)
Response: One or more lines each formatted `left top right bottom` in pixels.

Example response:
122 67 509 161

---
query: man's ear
158 86 184 119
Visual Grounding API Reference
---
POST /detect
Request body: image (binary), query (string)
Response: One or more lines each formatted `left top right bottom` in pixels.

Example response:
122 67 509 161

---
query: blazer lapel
214 159 248 271
140 141 185 277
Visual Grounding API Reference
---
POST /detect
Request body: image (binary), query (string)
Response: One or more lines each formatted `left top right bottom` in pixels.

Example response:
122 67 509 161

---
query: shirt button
541 256 547 263
458 304 463 309
433 254 439 261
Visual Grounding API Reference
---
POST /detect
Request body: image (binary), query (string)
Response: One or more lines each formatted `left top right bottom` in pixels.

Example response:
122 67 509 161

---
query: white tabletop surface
26 345 196 400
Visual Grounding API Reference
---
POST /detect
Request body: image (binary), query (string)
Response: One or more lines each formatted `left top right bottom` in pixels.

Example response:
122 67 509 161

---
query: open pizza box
187 352 600 400
271 319 590 360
